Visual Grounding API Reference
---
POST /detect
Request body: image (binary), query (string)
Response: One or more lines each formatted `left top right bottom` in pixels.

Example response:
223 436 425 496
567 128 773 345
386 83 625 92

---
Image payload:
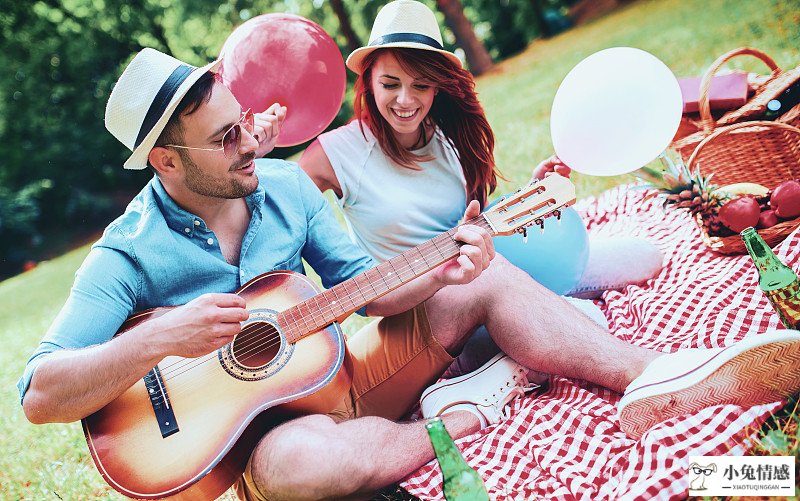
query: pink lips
236 161 255 174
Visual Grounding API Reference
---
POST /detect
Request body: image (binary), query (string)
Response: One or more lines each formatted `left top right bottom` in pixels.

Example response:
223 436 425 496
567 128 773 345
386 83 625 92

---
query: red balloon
219 14 346 147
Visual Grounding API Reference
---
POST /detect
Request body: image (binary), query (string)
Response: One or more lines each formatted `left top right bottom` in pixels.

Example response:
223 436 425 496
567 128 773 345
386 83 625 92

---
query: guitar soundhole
231 321 282 369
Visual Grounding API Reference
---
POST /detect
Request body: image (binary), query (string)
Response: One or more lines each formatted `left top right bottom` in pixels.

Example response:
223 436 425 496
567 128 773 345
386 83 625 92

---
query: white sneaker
618 329 800 439
420 353 538 428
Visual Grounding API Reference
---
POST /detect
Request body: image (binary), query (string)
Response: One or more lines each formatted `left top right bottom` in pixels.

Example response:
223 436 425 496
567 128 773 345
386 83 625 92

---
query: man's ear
148 146 180 177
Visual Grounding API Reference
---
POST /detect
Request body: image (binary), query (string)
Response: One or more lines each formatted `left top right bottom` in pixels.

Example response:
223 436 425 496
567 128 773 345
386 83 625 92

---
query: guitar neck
278 215 494 343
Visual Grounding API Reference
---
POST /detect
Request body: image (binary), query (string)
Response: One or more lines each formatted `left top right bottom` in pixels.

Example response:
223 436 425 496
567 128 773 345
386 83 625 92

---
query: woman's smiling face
370 51 437 148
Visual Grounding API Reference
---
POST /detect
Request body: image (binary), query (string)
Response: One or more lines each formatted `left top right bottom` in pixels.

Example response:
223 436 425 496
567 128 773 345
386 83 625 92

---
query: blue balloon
487 202 589 295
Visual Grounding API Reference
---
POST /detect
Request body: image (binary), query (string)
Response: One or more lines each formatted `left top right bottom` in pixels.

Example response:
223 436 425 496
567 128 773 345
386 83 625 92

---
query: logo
688 455 795 496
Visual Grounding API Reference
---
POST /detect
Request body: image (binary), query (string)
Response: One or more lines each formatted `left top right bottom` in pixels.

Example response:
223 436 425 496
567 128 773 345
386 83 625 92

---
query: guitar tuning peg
535 218 545 233
553 209 562 224
520 226 528 243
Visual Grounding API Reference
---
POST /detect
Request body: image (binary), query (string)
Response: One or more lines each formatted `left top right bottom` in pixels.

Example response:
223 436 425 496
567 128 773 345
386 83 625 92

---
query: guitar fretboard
277 215 494 342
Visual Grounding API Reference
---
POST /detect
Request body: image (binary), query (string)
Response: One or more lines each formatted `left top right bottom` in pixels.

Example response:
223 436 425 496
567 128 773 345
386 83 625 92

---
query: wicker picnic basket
671 47 800 254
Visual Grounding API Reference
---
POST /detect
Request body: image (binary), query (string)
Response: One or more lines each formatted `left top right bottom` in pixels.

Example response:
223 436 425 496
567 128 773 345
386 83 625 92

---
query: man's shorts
235 302 454 500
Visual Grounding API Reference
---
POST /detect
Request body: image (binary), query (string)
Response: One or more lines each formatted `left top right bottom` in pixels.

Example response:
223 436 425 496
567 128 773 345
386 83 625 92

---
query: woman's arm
299 139 344 198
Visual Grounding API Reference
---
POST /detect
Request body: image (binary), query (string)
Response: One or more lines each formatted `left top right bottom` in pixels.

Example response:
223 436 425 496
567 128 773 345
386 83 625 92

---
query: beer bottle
425 417 490 501
741 227 800 328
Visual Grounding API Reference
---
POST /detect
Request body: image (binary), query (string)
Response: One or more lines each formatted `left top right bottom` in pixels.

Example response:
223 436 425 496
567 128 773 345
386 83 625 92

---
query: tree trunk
330 0 362 54
568 0 620 26
435 0 493 76
529 0 553 38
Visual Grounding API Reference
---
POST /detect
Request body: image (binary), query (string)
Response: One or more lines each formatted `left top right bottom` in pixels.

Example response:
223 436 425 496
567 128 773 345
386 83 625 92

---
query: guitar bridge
144 366 179 438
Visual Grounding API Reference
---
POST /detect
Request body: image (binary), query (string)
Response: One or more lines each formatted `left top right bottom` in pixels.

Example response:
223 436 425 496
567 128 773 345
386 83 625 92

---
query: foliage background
0 0 560 278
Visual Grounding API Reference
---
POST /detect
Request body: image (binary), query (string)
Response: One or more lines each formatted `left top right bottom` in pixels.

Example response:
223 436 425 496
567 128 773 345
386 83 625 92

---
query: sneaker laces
477 366 539 421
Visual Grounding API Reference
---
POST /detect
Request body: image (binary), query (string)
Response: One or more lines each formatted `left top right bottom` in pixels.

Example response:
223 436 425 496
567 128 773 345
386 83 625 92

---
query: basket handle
698 47 782 132
686 120 800 175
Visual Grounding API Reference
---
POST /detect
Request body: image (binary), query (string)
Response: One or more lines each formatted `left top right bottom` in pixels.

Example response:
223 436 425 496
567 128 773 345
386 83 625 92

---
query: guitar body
82 271 352 500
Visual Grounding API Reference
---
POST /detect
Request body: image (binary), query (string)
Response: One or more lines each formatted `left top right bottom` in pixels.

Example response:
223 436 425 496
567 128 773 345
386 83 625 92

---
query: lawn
2 0 799 499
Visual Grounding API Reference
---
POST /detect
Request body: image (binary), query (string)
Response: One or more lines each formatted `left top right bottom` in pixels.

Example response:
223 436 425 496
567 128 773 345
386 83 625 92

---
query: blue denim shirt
17 159 375 403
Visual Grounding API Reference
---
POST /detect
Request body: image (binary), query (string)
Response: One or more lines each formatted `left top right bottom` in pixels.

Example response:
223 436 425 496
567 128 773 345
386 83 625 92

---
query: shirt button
194 220 200 226
240 270 245 276
207 238 214 245
184 228 190 233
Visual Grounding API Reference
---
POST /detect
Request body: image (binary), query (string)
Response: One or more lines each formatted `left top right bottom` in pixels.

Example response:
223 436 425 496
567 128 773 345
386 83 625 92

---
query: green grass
3 0 800 499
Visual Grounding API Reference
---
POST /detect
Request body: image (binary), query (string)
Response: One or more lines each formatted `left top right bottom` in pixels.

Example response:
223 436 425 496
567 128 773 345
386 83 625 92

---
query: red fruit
757 209 779 229
770 180 800 219
718 196 761 233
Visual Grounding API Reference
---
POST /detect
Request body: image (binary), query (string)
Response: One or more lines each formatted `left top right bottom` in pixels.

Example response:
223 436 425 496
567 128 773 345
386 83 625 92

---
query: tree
435 0 494 76
463 0 541 59
330 0 363 55
529 0 555 38
567 0 620 26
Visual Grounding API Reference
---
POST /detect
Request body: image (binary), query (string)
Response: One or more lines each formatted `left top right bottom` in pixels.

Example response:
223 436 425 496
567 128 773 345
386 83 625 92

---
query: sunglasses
165 108 255 158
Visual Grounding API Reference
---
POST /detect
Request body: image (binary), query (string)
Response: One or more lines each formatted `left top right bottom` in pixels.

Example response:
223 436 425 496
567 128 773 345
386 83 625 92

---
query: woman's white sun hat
346 0 462 74
104 48 222 170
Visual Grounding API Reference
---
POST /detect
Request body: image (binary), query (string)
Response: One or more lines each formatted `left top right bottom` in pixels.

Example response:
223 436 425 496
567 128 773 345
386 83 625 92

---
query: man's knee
249 415 367 500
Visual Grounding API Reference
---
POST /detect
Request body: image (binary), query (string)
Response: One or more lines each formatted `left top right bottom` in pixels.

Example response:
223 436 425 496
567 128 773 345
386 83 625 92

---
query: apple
718 196 761 233
757 209 779 229
770 180 800 219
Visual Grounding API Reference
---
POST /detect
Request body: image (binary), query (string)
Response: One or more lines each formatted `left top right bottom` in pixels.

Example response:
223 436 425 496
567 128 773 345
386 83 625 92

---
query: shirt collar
149 174 265 237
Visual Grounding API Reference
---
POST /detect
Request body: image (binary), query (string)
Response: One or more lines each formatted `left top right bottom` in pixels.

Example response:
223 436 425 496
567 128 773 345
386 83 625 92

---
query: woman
300 0 659 371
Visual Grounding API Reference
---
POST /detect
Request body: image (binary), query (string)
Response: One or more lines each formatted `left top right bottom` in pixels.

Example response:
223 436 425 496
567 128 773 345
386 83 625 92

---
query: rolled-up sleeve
17 243 139 404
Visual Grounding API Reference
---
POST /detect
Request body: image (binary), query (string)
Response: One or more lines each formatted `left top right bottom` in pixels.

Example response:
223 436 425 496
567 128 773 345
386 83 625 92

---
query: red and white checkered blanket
401 185 793 500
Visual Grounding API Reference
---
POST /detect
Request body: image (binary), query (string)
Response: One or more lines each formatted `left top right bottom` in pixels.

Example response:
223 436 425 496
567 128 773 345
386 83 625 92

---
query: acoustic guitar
82 174 576 500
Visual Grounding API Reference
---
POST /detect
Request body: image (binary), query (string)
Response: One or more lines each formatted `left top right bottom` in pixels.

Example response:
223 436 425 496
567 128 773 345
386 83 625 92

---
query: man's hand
149 293 249 359
532 154 571 181
254 103 288 157
432 200 495 286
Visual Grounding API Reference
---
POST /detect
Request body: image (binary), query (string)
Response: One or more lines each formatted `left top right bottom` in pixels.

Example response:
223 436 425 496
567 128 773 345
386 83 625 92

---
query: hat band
369 32 444 50
135 64 194 148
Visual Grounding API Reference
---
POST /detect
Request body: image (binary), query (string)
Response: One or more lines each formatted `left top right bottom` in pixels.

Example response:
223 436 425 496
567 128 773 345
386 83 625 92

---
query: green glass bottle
425 417 490 501
741 227 800 328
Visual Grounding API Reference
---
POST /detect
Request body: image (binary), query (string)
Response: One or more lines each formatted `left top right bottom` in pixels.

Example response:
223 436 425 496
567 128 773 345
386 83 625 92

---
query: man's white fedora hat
346 0 462 74
105 48 222 170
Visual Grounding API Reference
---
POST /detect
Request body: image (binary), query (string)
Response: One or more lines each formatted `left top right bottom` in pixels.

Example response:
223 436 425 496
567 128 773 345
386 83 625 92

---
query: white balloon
550 47 683 176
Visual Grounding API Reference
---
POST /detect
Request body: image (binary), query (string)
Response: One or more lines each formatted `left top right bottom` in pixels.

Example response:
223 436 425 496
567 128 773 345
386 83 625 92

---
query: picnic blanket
400 185 794 500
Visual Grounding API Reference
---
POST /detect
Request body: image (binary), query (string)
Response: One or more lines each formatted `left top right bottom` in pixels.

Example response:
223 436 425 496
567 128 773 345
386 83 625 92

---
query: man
19 48 800 501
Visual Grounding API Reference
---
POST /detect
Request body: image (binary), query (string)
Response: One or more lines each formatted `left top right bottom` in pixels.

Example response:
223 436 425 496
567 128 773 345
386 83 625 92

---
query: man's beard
181 151 258 199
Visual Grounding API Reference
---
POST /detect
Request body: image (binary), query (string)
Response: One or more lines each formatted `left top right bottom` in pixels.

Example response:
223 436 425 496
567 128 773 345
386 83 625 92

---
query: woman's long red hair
354 48 499 208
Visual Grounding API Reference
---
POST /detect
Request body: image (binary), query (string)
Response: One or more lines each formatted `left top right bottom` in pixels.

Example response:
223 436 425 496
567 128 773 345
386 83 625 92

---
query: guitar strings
155 213 516 388
156 237 455 386
155 213 521 395
155 224 472 380
155 237 458 387
152 234 473 402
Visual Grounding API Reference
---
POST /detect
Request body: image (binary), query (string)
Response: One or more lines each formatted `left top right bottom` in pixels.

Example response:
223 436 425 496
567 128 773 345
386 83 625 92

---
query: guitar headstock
483 174 577 236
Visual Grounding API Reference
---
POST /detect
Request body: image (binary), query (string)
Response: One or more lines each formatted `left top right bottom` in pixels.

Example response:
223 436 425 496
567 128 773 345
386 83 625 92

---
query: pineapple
635 156 729 236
